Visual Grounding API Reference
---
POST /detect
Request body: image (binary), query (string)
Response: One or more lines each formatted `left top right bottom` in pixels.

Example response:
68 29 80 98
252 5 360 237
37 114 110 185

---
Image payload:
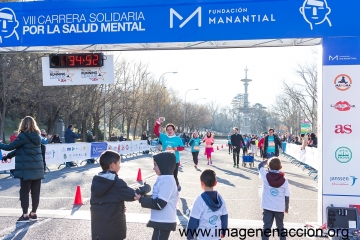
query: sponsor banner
107 142 120 153
322 37 360 223
139 140 150 152
0 150 15 171
44 144 58 165
42 55 114 86
0 0 360 47
284 144 319 170
300 123 311 134
90 142 108 158
119 141 132 155
58 143 90 162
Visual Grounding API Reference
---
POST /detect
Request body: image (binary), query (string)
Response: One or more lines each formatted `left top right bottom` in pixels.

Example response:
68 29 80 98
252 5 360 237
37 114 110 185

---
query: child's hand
134 193 141 201
285 210 288 213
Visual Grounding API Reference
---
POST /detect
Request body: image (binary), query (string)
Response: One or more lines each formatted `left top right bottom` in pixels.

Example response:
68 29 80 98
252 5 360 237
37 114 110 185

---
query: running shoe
29 213 37 221
237 164 239 168
233 164 236 168
207 161 210 165
17 215 30 223
210 161 212 165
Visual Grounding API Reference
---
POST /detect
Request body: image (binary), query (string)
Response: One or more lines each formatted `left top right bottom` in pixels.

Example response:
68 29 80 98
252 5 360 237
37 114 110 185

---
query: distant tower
240 67 252 134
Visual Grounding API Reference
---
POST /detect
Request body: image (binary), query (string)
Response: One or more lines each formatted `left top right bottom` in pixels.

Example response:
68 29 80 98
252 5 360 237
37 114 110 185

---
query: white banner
0 141 149 171
42 55 114 86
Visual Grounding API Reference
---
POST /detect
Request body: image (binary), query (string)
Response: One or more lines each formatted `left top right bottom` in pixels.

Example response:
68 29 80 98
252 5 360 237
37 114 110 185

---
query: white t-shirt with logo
190 194 228 240
259 168 291 212
150 175 178 223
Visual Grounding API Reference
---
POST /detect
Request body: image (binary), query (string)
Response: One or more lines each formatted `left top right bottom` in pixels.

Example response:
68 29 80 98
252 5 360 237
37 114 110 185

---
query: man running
231 127 246 168
154 117 184 191
263 128 282 159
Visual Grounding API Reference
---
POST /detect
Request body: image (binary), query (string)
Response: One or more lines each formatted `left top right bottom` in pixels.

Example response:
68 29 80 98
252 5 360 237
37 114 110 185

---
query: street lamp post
184 88 199 132
157 72 177 117
195 98 206 104
103 84 107 142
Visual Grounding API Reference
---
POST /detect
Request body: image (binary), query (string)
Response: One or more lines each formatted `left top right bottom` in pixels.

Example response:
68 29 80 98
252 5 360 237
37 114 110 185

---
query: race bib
206 144 212 148
269 142 275 147
194 146 199 151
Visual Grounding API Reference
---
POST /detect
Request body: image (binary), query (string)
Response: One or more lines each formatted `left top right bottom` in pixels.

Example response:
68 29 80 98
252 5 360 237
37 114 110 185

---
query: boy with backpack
186 169 228 240
258 157 291 240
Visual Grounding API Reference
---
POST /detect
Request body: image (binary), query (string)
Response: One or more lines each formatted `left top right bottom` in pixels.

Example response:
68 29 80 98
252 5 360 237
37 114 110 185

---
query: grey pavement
0 139 323 239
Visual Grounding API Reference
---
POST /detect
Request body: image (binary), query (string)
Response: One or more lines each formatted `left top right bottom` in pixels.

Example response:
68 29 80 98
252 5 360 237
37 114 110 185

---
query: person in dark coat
90 150 138 240
141 131 150 154
0 116 44 223
263 128 282 159
64 124 81 143
64 124 81 167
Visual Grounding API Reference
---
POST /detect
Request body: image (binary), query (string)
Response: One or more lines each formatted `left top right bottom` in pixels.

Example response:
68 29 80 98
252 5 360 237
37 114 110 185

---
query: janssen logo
330 176 358 186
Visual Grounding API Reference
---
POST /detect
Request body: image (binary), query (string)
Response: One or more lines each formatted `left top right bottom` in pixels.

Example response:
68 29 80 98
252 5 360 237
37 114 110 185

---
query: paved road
0 139 321 239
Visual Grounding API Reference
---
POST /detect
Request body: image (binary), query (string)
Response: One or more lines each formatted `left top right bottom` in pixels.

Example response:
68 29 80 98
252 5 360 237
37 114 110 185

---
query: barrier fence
0 140 150 172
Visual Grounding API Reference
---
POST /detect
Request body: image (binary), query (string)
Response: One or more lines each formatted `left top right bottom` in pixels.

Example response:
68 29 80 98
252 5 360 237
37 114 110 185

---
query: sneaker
17 215 30 223
194 165 197 169
207 161 210 165
210 161 212 165
29 213 37 221
237 164 239 168
233 164 236 168
177 185 182 192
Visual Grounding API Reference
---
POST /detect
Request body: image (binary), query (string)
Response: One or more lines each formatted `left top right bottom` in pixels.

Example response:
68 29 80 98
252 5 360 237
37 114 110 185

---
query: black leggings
191 152 199 165
233 147 241 165
228 144 232 153
20 179 41 214
152 229 171 240
173 163 179 186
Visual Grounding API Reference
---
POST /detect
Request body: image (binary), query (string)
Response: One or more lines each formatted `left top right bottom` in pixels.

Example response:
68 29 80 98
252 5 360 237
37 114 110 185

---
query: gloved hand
135 182 151 195
2 156 9 162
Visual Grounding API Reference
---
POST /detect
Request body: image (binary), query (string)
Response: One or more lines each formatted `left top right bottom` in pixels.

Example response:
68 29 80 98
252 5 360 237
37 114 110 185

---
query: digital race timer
49 53 104 68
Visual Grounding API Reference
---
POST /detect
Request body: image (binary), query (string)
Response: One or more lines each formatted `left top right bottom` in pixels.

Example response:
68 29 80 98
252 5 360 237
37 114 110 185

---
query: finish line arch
1 0 359 225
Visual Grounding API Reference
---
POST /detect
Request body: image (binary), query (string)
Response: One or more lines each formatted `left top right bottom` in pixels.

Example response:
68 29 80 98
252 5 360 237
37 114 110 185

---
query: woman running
203 131 214 165
189 131 201 169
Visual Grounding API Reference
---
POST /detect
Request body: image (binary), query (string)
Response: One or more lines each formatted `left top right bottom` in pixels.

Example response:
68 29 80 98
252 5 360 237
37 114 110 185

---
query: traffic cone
226 143 228 146
73 186 83 205
221 145 223 148
217 146 219 150
136 168 142 181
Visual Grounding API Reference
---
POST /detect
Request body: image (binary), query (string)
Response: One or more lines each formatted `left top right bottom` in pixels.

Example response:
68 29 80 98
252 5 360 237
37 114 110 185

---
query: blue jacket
64 128 81 143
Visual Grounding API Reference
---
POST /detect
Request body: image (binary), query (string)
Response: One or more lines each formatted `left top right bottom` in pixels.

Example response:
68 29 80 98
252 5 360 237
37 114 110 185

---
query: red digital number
85 55 92 66
75 55 82 66
68 56 75 66
92 54 99 66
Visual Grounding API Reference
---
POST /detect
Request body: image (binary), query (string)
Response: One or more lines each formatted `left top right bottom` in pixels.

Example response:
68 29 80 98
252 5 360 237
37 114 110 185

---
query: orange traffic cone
137 168 142 181
73 186 83 205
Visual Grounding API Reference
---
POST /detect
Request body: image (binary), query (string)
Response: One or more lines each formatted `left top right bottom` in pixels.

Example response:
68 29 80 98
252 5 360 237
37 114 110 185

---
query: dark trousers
260 148 264 158
262 209 286 240
152 229 171 240
228 144 232 153
20 179 41 214
266 152 276 159
174 163 179 186
191 152 199 165
233 147 241 165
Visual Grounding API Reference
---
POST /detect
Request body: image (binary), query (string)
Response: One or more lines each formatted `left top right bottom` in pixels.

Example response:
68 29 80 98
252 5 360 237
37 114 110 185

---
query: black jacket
90 171 135 240
263 135 282 157
64 128 81 143
230 134 245 148
0 132 44 180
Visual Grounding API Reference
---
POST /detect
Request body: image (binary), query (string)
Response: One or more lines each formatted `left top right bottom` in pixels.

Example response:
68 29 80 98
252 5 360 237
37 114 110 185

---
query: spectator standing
141 131 150 154
64 124 81 167
40 129 52 144
10 131 18 143
0 116 44 223
50 134 62 143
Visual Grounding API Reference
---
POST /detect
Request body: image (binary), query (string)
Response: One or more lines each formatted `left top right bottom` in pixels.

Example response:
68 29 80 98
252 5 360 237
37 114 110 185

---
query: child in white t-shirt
135 152 178 240
258 157 291 240
186 169 228 240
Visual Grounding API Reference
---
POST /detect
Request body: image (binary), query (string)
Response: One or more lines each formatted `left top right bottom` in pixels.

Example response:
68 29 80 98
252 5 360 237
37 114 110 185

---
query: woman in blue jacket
188 132 201 169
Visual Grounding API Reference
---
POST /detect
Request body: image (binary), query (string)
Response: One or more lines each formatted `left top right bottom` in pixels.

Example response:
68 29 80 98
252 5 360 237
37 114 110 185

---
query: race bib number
206 144 212 148
194 146 199 151
269 142 275 147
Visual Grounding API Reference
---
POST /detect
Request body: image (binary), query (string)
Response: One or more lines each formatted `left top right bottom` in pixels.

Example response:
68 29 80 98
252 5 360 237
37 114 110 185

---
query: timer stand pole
104 84 107 142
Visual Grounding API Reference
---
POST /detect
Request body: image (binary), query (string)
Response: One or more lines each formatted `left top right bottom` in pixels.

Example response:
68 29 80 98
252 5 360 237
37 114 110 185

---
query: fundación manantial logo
299 0 332 30
170 7 201 28
0 7 19 44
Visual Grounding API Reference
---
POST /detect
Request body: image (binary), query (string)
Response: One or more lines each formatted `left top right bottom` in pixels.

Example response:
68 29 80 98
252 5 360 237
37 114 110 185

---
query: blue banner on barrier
0 0 360 47
91 142 108 158
323 37 360 66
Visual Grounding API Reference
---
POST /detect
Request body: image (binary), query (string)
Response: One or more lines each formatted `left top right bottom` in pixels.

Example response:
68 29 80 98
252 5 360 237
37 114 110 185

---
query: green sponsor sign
301 123 311 134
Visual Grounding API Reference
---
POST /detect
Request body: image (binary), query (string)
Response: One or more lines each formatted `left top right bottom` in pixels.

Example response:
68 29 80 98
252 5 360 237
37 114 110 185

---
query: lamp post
184 88 199 132
157 72 177 117
103 84 107 142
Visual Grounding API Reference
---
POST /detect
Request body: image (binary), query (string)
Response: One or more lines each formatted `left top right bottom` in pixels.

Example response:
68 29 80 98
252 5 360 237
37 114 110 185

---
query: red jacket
258 138 265 148
10 134 17 143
